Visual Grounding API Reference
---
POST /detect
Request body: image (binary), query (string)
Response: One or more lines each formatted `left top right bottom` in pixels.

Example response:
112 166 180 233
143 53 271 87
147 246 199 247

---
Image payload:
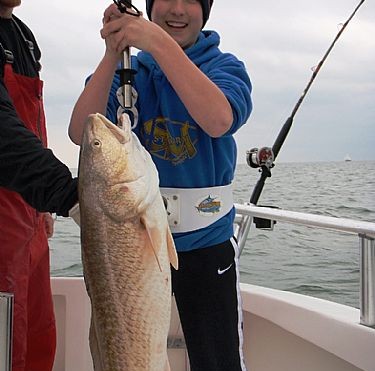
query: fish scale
78 113 178 371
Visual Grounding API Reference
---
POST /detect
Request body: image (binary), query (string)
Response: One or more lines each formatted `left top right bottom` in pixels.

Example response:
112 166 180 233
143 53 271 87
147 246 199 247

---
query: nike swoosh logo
217 263 233 275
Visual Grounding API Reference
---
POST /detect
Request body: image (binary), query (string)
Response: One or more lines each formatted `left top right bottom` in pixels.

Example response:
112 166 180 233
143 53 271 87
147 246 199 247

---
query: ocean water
49 161 375 309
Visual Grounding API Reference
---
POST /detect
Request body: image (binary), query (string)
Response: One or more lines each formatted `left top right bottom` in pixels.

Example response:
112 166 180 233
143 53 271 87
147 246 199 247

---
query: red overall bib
0 63 56 371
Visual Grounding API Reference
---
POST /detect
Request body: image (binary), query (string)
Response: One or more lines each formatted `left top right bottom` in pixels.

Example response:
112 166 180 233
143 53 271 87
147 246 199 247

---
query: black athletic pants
171 238 247 371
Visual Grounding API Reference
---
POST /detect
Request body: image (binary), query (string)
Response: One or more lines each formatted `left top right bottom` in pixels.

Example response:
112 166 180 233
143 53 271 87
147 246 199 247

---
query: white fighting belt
160 184 233 233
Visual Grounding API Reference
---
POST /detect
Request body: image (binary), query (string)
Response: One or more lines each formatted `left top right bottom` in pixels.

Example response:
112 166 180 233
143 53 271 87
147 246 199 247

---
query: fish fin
140 216 163 272
167 227 179 270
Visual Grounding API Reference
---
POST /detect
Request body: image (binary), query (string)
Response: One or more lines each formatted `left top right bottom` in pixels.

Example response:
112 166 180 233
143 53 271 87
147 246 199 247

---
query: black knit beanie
146 0 213 28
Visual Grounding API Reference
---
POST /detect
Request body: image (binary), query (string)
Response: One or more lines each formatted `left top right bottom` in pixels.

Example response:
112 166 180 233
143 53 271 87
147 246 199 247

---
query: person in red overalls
0 1 77 370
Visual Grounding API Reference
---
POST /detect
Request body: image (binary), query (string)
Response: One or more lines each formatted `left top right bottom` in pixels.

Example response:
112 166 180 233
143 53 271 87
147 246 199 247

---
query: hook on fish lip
116 114 133 143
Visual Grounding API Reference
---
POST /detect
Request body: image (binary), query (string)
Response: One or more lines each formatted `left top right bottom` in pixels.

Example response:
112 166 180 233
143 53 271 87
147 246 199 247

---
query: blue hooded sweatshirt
105 30 252 251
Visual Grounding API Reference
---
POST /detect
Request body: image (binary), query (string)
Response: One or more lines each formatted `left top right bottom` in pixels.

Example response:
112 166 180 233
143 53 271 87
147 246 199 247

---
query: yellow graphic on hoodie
142 117 197 165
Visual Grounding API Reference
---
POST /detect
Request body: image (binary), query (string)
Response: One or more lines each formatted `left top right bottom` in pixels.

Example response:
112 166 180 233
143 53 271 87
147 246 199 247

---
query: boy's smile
151 0 203 49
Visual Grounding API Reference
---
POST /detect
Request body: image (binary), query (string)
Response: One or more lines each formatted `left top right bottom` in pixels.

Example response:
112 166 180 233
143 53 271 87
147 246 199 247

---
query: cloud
16 0 374 167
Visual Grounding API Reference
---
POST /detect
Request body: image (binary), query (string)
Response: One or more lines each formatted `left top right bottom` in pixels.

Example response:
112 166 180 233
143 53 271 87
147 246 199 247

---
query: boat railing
233 203 375 328
1 206 374 368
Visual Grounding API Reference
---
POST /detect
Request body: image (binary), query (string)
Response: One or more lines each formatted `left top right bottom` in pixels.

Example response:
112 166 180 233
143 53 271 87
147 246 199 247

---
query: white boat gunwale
2 205 375 371
48 205 375 371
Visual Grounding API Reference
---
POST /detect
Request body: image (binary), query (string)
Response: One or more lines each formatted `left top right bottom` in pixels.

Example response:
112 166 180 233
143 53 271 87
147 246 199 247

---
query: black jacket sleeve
0 79 78 216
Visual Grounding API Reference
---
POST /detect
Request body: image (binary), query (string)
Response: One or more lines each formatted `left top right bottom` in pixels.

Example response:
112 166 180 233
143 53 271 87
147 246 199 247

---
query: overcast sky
16 0 374 168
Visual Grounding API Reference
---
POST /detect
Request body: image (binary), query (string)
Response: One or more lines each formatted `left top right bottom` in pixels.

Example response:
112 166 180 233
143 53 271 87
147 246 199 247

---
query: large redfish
78 113 178 371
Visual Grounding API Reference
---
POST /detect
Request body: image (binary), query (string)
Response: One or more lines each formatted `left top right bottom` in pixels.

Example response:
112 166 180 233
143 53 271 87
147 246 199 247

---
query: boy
69 1 252 369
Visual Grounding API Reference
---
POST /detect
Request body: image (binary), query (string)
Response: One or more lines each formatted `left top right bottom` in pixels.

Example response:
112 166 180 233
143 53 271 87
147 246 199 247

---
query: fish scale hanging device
112 0 141 112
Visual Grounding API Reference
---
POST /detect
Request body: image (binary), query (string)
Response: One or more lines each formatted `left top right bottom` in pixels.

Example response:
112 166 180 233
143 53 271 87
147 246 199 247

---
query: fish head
78 113 159 220
81 113 131 175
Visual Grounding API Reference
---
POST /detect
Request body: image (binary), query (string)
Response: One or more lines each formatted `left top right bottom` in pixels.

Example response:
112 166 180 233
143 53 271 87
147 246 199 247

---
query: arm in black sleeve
0 79 78 216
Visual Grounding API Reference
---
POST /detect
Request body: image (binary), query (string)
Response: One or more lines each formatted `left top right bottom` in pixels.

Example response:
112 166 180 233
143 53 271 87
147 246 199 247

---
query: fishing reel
246 147 275 169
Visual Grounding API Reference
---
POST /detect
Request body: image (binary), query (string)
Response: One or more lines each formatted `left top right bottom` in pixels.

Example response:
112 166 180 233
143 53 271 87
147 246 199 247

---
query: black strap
11 17 41 72
0 42 14 77
0 42 14 63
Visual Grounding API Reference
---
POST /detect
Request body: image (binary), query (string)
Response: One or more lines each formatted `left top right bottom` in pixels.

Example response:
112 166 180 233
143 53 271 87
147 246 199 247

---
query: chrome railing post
0 292 13 371
235 203 253 256
360 234 375 328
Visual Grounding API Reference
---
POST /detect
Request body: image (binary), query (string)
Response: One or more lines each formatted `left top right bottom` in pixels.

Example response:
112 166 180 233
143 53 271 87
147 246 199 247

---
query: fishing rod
113 0 141 109
236 0 366 254
247 0 365 206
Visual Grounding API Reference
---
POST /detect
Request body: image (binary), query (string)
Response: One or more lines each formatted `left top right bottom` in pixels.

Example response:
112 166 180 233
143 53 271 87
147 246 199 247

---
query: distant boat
344 154 352 162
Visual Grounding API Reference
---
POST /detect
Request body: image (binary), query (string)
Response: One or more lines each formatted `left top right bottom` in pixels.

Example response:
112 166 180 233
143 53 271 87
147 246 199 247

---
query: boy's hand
101 3 161 55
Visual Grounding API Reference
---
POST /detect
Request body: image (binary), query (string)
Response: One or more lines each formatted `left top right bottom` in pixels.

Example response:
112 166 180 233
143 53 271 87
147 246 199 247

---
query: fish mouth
105 119 130 144
87 113 131 144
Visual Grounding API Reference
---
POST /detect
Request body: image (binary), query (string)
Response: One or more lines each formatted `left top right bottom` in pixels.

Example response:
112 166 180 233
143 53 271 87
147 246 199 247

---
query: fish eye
92 139 102 148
